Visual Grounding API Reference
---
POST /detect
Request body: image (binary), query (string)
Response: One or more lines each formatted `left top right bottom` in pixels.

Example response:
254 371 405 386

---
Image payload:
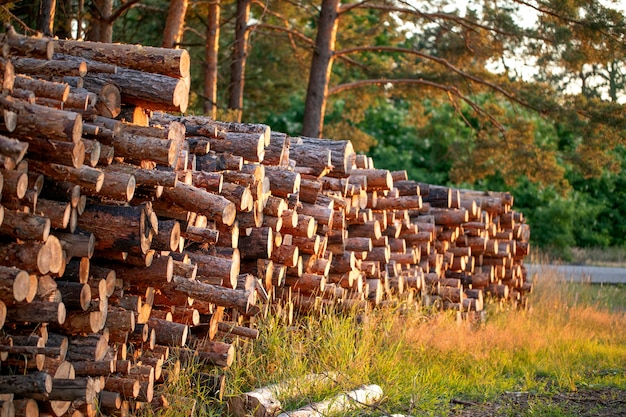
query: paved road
525 264 626 284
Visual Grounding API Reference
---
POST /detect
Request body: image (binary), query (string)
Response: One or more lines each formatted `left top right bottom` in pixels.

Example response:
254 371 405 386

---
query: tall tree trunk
204 0 220 119
86 0 113 43
162 0 189 48
55 0 74 39
228 0 250 122
38 0 56 37
302 0 340 138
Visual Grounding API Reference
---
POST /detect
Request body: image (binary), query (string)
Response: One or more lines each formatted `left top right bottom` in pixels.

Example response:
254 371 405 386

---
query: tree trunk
38 0 57 37
162 0 189 48
302 0 340 138
228 0 250 122
86 0 113 43
204 0 220 118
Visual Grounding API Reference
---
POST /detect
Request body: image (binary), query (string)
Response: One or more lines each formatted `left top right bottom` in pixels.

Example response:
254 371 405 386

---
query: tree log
161 183 236 226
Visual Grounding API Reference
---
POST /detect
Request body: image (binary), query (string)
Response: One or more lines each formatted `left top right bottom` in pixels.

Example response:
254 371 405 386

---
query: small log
146 317 188 347
77 203 152 255
82 69 188 113
35 198 72 230
27 160 103 193
229 373 339 417
0 97 82 143
171 276 255 314
6 301 65 324
0 135 28 164
54 39 190 79
187 250 239 289
265 169 300 198
194 341 234 368
0 372 52 395
205 132 265 163
161 183 236 226
14 74 69 102
22 138 85 168
275 384 383 417
0 209 50 241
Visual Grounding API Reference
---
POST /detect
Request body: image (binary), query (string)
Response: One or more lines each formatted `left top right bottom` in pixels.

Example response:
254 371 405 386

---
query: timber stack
0 26 531 416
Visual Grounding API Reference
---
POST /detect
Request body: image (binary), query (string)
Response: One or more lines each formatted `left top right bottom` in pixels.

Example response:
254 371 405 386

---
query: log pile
0 26 531 416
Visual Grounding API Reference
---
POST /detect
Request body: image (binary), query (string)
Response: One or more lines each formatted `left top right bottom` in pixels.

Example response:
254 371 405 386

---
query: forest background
9 0 626 261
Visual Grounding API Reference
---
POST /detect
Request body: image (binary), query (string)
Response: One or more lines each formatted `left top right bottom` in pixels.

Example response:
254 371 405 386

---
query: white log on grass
228 372 339 417
276 384 383 417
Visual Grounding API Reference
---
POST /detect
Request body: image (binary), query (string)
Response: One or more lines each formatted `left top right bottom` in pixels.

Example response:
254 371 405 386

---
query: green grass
151 266 626 416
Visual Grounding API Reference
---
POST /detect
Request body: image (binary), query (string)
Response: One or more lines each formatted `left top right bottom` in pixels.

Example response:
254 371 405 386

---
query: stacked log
0 26 532 415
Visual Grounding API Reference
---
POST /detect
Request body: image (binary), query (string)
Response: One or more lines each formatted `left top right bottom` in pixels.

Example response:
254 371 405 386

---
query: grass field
155 265 626 416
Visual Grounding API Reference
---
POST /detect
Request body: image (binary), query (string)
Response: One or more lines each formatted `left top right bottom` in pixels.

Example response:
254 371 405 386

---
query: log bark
0 99 82 144
0 372 52 395
0 209 50 241
27 160 103 193
55 39 191 79
0 265 31 303
161 184 236 226
14 74 70 102
82 68 189 113
171 276 255 313
0 135 28 164
4 26 54 60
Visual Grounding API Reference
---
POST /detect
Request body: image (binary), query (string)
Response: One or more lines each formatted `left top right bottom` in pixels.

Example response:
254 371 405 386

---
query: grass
151 265 626 416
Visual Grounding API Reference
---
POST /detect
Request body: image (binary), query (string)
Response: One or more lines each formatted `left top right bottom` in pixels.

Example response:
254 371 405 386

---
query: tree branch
338 0 373 15
250 23 369 71
327 78 505 132
334 45 541 113
109 0 144 23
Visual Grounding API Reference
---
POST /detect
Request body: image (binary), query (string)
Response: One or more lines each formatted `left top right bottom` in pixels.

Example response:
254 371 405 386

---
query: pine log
193 341 234 368
14 74 69 101
54 232 95 261
0 209 50 241
0 265 31 304
171 276 255 313
77 203 152 255
186 250 239 289
0 97 82 143
265 169 300 198
298 138 354 177
103 376 140 400
195 152 243 172
0 372 52 396
12 398 38 417
82 68 188 113
238 227 273 260
66 87 97 111
22 138 84 169
205 132 265 163
146 317 187 347
6 300 65 324
0 135 28 164
160 183 236 226
27 161 103 193
275 384 383 417
0 57 15 93
54 40 190 79
108 255 172 286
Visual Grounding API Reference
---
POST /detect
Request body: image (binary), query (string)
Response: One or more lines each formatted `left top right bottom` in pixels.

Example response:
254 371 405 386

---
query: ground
449 387 626 416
